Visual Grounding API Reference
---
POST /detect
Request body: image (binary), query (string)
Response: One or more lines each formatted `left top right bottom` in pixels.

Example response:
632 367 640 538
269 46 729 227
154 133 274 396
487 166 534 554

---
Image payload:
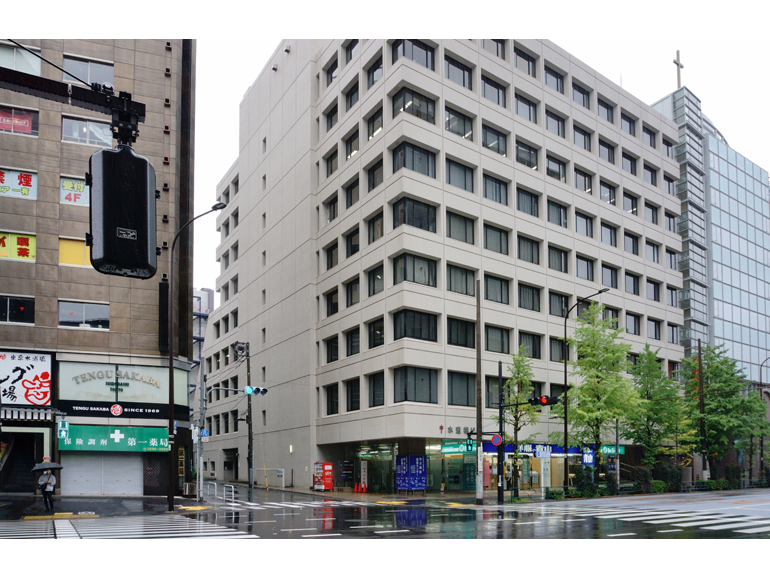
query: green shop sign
58 425 169 452
600 445 625 455
441 441 476 454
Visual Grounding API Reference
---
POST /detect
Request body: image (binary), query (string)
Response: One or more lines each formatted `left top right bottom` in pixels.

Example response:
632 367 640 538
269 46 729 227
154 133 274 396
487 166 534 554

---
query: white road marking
301 533 342 538
349 525 385 528
375 529 410 534
701 519 770 531
657 529 683 533
306 518 335 521
734 525 770 534
280 528 318 532
606 533 636 537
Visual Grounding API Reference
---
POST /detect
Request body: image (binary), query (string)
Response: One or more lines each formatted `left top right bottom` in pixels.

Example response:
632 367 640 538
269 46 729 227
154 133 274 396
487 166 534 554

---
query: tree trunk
513 425 519 498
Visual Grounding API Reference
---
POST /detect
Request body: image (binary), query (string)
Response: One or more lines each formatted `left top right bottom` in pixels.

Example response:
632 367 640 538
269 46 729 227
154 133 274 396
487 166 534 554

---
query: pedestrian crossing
0 515 256 539
209 496 375 511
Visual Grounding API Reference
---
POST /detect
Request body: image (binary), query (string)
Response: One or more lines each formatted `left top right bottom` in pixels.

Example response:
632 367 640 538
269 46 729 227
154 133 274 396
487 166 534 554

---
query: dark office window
626 313 641 336
621 113 635 136
517 235 539 264
368 159 383 191
368 107 383 140
599 139 615 164
392 39 435 71
575 169 592 194
548 200 567 227
485 275 509 304
601 223 617 246
346 378 360 411
448 371 476 407
326 59 338 86
598 98 614 123
368 264 384 295
484 224 509 255
326 150 338 177
624 232 639 255
643 126 656 148
367 56 383 88
550 292 568 317
326 337 339 363
667 250 678 271
481 75 506 107
485 325 510 354
0 296 35 324
572 83 590 109
445 55 472 89
546 155 566 183
346 178 359 208
393 86 435 124
484 175 509 206
393 142 436 178
644 164 657 186
545 110 565 138
345 130 359 159
326 105 338 131
515 93 537 123
393 197 436 232
393 253 437 287
544 66 564 93
394 309 438 342
447 264 475 296
368 211 383 243
445 107 473 140
345 229 360 258
665 175 676 196
326 289 339 316
646 241 659 263
368 317 384 348
600 181 616 205
625 272 640 295
550 337 568 363
519 332 541 359
446 211 474 244
575 212 593 238
576 256 594 281
482 39 505 59
602 264 618 288
663 139 675 159
486 376 500 409
346 277 360 307
482 125 507 156
624 193 638 215
516 187 538 216
446 159 474 192
369 372 384 407
603 307 620 328
622 153 637 176
346 40 359 63
548 246 568 273
515 140 538 169
325 383 338 415
574 125 591 151
647 280 660 302
326 242 338 270
514 47 536 77
518 283 541 312
447 318 475 348
394 366 438 404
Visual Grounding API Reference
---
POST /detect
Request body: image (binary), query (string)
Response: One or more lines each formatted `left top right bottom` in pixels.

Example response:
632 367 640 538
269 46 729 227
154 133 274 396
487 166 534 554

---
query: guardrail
224 484 235 504
206 481 217 498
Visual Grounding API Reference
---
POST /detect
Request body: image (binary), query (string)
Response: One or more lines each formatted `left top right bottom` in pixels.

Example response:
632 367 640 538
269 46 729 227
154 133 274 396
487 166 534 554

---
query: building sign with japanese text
60 176 90 206
0 232 36 261
58 425 169 452
0 351 52 407
0 168 37 199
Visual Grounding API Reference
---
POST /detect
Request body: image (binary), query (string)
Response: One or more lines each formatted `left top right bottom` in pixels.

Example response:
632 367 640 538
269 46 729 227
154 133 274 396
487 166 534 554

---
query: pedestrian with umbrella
32 460 62 512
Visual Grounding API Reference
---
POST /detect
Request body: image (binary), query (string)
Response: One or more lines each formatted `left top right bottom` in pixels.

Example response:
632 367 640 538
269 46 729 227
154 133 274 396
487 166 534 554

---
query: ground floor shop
0 425 52 493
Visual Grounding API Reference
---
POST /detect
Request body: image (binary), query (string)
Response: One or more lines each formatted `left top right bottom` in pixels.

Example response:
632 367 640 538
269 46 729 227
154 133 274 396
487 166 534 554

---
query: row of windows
0 295 108 329
1 45 113 84
0 105 114 147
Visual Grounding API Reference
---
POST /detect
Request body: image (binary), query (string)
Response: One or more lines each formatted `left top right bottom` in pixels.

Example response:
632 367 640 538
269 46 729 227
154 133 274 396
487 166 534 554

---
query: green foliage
650 480 668 494
624 344 679 467
705 479 729 491
724 465 741 490
659 399 699 467
546 489 564 500
653 460 683 493
632 466 652 494
596 485 610 497
605 472 619 496
572 465 598 498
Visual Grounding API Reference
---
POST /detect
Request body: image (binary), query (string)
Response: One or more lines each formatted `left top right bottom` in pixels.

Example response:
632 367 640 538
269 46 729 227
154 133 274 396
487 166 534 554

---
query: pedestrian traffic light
528 396 559 406
88 145 157 279
466 437 473 452
244 386 268 396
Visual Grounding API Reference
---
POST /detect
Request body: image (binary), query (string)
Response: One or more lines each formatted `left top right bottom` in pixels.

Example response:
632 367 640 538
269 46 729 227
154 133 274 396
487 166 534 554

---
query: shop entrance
0 431 44 493
223 449 238 481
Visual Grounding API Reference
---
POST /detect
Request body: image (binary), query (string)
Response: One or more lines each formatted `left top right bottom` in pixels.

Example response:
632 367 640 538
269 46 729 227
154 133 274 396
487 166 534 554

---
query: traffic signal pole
497 360 504 504
244 343 254 501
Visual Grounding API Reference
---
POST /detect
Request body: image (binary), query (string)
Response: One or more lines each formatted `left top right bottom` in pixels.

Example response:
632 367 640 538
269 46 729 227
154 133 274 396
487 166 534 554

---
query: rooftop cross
673 50 684 89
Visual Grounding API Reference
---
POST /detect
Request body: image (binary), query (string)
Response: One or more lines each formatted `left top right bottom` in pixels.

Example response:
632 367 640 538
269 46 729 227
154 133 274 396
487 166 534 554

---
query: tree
733 390 770 477
551 302 640 483
659 396 699 467
623 344 678 467
497 346 540 497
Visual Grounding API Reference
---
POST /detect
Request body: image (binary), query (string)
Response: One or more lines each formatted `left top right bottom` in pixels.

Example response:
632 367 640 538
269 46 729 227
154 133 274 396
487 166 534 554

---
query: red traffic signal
528 396 559 406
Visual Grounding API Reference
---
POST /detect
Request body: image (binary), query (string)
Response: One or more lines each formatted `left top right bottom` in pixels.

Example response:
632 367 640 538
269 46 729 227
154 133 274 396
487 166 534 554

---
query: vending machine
314 462 333 491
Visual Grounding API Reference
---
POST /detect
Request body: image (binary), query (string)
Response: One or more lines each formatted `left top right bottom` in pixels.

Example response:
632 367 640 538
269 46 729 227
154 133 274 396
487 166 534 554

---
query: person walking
38 469 56 512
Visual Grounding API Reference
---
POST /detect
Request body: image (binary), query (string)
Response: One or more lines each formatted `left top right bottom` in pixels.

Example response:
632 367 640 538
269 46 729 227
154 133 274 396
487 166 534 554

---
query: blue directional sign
201 429 209 437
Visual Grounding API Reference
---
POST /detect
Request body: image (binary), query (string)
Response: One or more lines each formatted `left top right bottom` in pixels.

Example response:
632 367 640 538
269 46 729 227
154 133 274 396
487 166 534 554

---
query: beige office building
200 39 685 492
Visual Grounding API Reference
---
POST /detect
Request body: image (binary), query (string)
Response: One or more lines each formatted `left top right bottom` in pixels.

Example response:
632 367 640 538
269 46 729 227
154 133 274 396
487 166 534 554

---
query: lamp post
167 202 227 512
563 287 609 490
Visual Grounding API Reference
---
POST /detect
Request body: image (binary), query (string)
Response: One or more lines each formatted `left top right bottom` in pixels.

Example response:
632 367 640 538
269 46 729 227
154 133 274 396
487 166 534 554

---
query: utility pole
497 360 504 504
615 418 620 493
197 374 206 501
244 343 254 500
698 339 708 476
475 278 483 505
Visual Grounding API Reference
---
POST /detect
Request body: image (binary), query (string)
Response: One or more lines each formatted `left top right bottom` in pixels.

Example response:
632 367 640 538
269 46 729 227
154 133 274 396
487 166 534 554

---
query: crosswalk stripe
672 517 753 527
734 525 770 534
618 513 702 521
607 533 636 537
54 520 79 539
302 533 341 537
375 529 410 534
645 515 732 525
701 520 770 531
657 529 683 533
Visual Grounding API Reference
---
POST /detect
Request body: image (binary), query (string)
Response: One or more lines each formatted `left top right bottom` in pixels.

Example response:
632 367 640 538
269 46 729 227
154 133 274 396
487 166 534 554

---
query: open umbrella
31 461 63 472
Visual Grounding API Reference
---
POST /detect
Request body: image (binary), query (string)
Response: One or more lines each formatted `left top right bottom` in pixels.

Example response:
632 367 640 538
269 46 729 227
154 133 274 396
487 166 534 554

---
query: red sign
491 434 503 446
0 109 33 134
110 404 123 416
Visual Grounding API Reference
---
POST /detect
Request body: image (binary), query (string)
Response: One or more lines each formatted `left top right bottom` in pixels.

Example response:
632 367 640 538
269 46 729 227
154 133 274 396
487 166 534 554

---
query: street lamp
167 202 227 512
562 287 610 491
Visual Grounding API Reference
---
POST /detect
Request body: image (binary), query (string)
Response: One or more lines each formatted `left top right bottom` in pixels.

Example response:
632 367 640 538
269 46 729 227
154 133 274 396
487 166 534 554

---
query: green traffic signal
244 386 267 396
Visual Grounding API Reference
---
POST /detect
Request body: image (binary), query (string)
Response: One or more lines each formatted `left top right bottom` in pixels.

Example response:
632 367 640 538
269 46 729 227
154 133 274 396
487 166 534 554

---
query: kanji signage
0 168 37 199
0 351 51 407
60 176 90 206
58 425 169 452
0 232 36 261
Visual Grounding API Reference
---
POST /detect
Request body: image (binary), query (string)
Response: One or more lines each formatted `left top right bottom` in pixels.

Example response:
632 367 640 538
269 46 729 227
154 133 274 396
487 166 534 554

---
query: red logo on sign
110 404 123 416
21 372 51 406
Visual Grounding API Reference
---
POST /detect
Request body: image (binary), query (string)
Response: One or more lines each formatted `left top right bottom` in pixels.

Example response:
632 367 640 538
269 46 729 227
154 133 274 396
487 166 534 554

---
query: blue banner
396 455 427 490
482 442 582 454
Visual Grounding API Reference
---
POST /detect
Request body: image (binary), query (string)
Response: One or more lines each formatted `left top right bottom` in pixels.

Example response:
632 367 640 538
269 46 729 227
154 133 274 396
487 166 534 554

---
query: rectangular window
58 301 109 329
545 155 566 183
0 105 38 137
667 286 679 307
393 86 436 124
448 371 476 407
447 317 475 348
622 153 637 176
446 159 474 192
445 107 473 140
393 197 437 233
0 44 41 75
346 378 360 411
346 277 360 307
394 366 438 404
516 187 538 216
624 232 639 255
598 98 614 123
393 142 436 178
574 125 591 151
326 288 339 316
549 292 568 317
624 193 638 215
644 165 657 186
545 110 565 137
326 150 338 177
63 55 113 85
643 127 656 148
62 116 110 146
518 283 540 312
517 235 539 264
367 56 383 88
346 40 359 63
446 211 474 244
515 140 538 169
484 224 509 255
482 125 507 156
326 384 338 415
445 55 472 89
481 175 507 206
60 176 90 205
645 203 658 225
369 372 384 407
576 256 594 281
346 228 360 257
348 326 361 356
598 139 615 164
326 242 338 270
326 336 339 363
345 82 359 111
663 139 675 159
621 113 635 136
325 196 338 223
626 313 641 335
544 66 564 93
486 376 500 409
484 274 509 304
481 75 506 107
346 179 359 208
603 307 619 328
392 40 435 71
367 159 383 191
0 295 35 324
368 317 384 348
326 105 338 131
368 211 383 243
666 250 677 271
367 107 383 140
514 47 536 77
646 241 659 263
602 264 618 288
345 130 359 159
547 201 567 228
601 223 617 246
574 169 592 194
665 212 677 233
393 253 437 287
485 325 509 354
59 238 88 266
326 59 338 86
625 272 640 295
548 246 568 273
550 337 568 362
572 84 589 109
447 264 475 296
647 280 660 301
515 94 536 123
482 40 505 59
368 264 384 295
519 332 541 359
668 324 680 345
648 319 661 340
664 175 676 196
394 309 438 342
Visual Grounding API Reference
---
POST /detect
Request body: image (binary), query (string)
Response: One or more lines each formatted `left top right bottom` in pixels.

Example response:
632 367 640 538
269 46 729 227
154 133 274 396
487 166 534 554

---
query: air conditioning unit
206 472 216 479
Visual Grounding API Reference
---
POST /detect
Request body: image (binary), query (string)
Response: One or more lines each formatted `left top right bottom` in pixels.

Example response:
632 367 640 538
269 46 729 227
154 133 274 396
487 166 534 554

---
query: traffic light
466 437 474 452
528 396 559 406
88 145 157 279
244 386 268 396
